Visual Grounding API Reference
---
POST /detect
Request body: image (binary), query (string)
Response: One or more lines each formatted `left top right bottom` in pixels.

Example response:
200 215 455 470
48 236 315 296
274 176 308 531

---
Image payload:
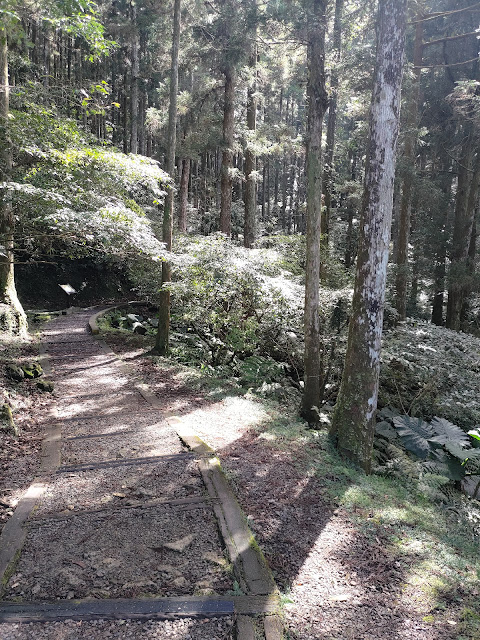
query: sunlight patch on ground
180 395 269 450
285 520 362 614
258 432 276 441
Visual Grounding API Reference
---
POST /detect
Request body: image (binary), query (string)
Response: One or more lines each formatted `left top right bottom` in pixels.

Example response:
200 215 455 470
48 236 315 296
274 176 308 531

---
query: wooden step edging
0 594 280 623
88 312 284 639
0 330 61 596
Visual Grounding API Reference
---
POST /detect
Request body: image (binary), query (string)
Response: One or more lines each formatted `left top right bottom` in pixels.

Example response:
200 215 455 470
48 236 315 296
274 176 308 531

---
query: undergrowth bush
3 104 169 280
168 235 301 374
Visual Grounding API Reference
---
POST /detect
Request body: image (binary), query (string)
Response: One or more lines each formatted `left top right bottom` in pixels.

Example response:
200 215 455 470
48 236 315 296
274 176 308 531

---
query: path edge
90 311 284 639
0 318 61 594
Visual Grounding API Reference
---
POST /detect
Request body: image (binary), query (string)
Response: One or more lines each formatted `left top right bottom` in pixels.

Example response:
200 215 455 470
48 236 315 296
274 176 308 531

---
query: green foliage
237 355 285 387
469 429 480 443
260 235 306 276
379 322 480 429
393 415 435 460
3 104 170 274
379 414 480 487
166 235 298 369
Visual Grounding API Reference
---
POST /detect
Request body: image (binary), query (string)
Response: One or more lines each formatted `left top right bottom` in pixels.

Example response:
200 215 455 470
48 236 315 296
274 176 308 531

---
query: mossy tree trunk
329 0 407 472
301 0 328 424
0 26 27 335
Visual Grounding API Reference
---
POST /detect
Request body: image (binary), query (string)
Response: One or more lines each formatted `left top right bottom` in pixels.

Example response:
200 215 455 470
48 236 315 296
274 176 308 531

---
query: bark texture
155 0 181 355
446 142 480 330
178 157 190 233
244 42 257 249
220 66 235 237
130 8 140 155
431 153 452 326
0 27 26 334
329 0 407 471
395 18 423 320
320 0 343 280
301 0 328 424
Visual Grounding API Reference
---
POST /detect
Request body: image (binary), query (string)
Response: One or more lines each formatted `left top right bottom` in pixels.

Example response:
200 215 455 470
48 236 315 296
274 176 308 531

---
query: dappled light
2 0 480 637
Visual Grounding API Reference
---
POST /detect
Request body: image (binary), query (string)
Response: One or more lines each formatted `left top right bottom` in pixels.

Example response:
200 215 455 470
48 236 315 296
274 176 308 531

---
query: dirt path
0 310 279 640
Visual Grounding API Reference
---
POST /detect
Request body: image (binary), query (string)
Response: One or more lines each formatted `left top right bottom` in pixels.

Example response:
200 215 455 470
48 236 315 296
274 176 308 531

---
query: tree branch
422 31 479 48
414 56 480 69
409 2 480 25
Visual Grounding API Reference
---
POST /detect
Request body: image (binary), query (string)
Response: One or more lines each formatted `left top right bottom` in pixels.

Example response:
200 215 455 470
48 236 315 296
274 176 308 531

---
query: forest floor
0 308 479 640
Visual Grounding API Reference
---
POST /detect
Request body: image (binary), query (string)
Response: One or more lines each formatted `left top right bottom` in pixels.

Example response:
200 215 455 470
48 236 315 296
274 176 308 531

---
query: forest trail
0 309 280 640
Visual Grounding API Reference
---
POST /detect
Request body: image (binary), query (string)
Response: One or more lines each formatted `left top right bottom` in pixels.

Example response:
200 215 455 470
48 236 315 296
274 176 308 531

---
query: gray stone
0 404 18 436
36 379 54 392
132 322 147 335
127 314 141 325
172 576 189 589
202 551 227 567
158 565 182 578
22 362 43 379
5 364 24 381
163 534 195 553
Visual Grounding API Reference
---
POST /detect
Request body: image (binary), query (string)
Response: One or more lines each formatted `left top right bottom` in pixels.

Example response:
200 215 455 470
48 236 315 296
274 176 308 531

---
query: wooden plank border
0 594 279 623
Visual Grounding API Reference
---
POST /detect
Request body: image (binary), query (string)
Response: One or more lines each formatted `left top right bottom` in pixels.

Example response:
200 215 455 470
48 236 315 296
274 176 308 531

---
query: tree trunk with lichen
301 0 328 424
244 39 257 249
0 26 26 335
329 0 407 472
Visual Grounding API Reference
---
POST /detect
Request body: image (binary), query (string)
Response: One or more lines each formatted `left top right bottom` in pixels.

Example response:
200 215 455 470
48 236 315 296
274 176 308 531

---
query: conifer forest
1 1 480 639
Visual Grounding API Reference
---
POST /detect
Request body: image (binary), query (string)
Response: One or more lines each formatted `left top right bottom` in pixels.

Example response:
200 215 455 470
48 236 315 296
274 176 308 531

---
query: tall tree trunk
220 66 235 236
460 211 477 322
244 39 257 248
320 0 344 280
122 66 128 153
395 17 423 320
446 142 480 330
130 8 140 155
154 0 181 355
261 162 266 222
281 154 288 232
178 157 190 233
431 149 452 325
329 0 407 471
0 27 26 334
344 148 357 269
301 0 328 424
266 157 271 221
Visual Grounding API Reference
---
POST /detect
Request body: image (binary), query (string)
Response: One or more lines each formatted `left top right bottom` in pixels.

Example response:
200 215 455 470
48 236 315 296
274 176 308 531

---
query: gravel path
0 310 234 639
